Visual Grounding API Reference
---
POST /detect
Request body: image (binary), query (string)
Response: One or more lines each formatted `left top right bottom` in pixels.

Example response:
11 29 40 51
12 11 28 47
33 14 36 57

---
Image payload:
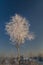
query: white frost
5 14 35 45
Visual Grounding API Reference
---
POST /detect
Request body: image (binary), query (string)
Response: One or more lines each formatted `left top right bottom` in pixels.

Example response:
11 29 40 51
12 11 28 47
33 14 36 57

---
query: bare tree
5 14 35 61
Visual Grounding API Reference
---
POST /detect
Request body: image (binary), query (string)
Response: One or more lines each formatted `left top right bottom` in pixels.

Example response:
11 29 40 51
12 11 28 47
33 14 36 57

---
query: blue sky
0 0 43 57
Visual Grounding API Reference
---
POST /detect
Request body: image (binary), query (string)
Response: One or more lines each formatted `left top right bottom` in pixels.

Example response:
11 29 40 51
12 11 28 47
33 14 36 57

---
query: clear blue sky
0 0 43 57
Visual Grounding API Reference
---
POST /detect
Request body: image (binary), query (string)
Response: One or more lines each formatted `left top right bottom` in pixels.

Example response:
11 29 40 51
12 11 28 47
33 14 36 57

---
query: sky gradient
0 0 43 57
